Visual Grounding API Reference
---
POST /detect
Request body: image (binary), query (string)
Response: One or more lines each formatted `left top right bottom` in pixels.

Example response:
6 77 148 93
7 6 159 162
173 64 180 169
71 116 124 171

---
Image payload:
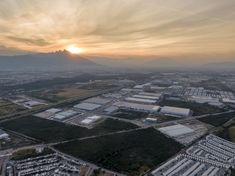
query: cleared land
198 111 235 127
0 99 26 117
0 116 137 143
30 87 98 102
0 130 35 150
160 99 225 116
54 128 183 176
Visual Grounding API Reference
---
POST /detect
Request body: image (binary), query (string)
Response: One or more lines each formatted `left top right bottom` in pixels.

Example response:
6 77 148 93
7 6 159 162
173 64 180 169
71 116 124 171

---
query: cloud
0 0 235 61
7 36 52 46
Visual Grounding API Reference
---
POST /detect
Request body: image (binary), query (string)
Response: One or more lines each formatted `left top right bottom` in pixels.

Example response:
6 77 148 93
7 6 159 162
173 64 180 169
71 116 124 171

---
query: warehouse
158 124 195 137
34 108 62 119
53 109 78 120
139 92 163 97
74 102 101 111
84 97 111 105
125 97 156 104
114 101 160 113
222 98 235 104
0 129 9 139
132 94 160 100
80 115 102 125
189 96 223 107
160 106 192 117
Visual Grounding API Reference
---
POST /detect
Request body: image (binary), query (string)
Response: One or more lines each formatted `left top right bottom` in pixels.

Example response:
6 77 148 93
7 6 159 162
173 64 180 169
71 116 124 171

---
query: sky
0 0 235 62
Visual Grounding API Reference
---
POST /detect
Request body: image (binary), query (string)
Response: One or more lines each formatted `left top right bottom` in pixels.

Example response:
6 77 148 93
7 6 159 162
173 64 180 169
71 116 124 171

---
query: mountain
88 56 182 69
0 50 99 71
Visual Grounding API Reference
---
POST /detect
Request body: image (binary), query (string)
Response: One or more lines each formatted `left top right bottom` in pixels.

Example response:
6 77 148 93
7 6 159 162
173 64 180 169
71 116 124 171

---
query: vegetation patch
54 128 183 176
198 111 235 127
112 109 149 120
0 116 137 143
11 148 53 161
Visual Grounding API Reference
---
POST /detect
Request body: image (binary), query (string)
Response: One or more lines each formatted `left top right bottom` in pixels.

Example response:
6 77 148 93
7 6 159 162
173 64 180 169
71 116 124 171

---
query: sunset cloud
0 0 235 61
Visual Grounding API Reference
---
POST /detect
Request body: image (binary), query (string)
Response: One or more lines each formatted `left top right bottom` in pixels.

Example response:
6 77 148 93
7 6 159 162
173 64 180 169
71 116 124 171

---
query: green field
112 109 149 120
198 111 235 127
0 116 138 143
160 99 225 116
54 128 183 176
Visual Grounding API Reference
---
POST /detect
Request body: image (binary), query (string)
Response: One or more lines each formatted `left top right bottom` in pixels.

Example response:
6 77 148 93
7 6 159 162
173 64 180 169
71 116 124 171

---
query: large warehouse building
160 106 192 117
114 101 160 113
158 124 195 137
74 102 101 111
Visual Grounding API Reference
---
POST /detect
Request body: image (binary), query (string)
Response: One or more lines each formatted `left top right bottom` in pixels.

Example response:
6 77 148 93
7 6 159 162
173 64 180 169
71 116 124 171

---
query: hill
0 50 99 71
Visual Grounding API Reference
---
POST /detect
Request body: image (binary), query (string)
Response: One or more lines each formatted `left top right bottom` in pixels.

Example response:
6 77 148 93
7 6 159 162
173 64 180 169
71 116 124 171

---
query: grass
228 126 235 142
54 128 183 176
0 116 138 143
198 111 235 127
11 148 53 160
0 100 26 117
160 99 225 116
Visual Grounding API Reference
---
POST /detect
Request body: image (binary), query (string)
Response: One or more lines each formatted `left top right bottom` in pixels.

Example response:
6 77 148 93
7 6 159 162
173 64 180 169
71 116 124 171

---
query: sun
66 45 83 54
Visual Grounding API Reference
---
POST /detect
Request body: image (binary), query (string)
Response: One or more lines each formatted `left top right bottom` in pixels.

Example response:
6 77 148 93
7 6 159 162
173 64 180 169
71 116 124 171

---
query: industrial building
158 124 195 137
125 97 157 104
222 98 235 104
160 106 192 117
80 115 102 125
132 94 160 100
34 108 62 119
189 96 223 107
114 101 160 113
0 129 9 139
53 109 78 120
74 102 101 111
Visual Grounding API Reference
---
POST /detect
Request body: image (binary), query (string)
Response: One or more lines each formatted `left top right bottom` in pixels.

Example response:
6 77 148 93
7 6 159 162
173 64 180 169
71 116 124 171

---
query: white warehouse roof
114 101 160 113
125 97 156 104
158 124 194 137
160 106 191 117
46 108 62 114
222 98 235 104
80 115 102 125
133 94 160 100
139 92 162 97
74 102 101 111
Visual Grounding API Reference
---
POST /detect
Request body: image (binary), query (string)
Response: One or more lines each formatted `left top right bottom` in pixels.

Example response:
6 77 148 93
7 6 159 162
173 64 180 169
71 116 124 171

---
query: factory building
0 129 9 139
125 97 157 104
188 96 223 107
74 102 101 111
80 115 102 125
132 94 160 100
114 101 160 113
53 110 78 120
222 98 235 104
159 124 195 137
160 106 192 117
